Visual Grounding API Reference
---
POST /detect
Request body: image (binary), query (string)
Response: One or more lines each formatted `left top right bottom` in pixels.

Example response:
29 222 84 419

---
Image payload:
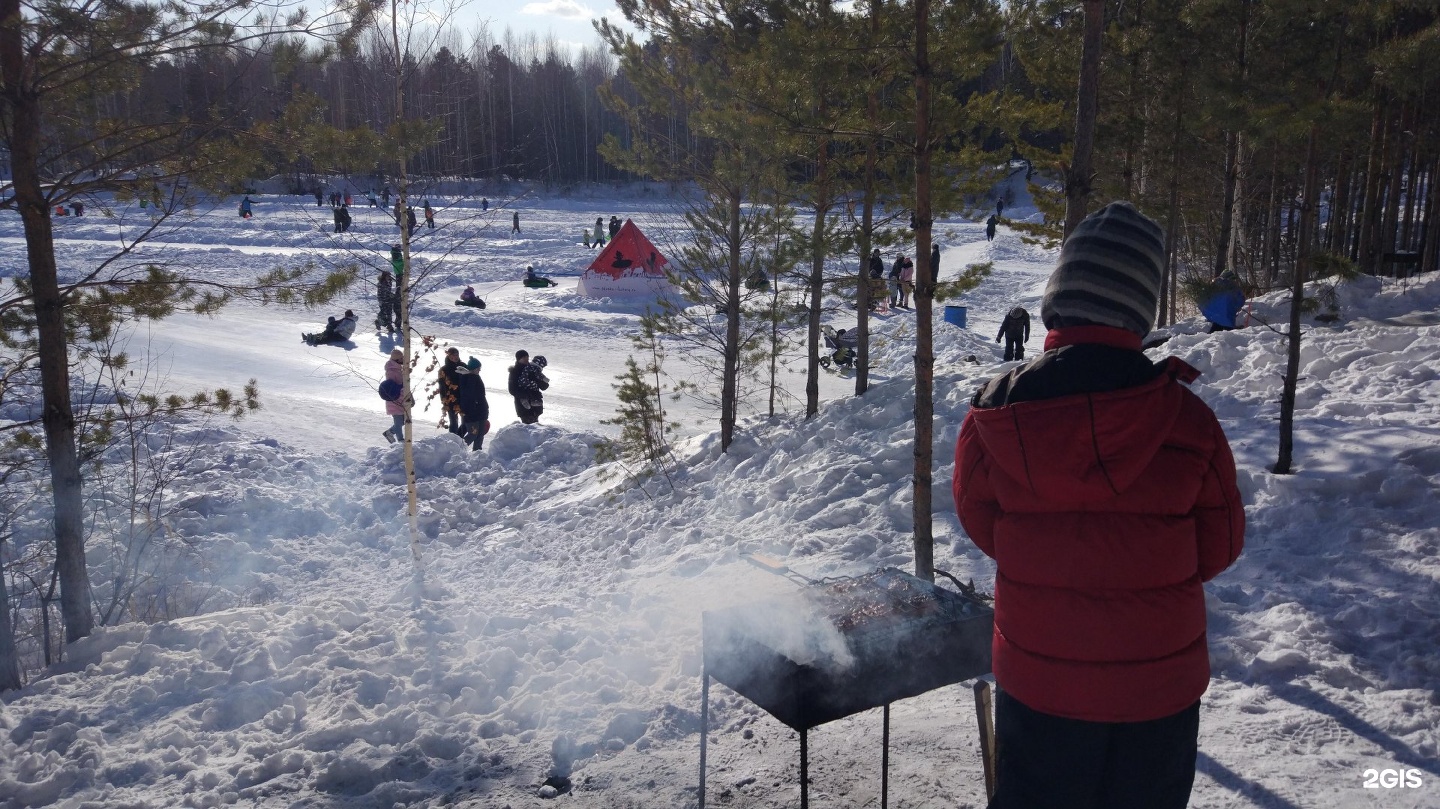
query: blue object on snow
1201 286 1246 329
944 305 968 329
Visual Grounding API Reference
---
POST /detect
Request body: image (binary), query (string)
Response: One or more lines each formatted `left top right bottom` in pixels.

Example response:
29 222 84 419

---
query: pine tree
0 0 363 649
597 325 681 490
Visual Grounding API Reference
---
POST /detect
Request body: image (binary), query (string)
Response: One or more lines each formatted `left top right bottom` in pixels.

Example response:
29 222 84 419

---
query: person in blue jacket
1201 270 1246 333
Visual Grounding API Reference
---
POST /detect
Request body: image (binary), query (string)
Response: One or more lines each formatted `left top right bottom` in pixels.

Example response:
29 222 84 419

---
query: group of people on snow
381 346 550 450
364 199 1247 809
584 215 623 248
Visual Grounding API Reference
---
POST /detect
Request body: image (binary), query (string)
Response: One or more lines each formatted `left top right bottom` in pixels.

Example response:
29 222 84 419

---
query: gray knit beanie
1040 202 1165 336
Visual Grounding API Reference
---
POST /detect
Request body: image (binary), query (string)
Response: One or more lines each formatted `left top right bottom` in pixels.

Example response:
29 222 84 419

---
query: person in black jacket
456 357 490 450
508 350 549 424
867 248 886 311
439 347 465 434
997 305 1031 361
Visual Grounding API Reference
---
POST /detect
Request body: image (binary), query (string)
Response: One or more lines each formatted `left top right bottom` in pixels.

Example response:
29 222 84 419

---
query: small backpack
378 379 403 402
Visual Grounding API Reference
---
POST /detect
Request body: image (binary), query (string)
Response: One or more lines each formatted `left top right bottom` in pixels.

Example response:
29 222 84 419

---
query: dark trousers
515 399 542 424
988 690 1199 809
1003 335 1025 361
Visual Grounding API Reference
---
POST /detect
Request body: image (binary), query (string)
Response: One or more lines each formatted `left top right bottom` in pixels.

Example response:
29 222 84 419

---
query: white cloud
520 0 595 20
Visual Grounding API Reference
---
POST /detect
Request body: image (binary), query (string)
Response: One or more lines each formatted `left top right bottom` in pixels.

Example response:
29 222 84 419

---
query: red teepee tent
586 219 668 280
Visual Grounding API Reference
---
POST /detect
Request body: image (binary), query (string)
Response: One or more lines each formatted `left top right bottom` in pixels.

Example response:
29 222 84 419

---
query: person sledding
523 265 557 288
456 285 486 309
302 309 358 346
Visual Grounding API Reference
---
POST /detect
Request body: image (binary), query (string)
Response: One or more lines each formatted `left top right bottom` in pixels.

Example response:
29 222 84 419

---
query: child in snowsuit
898 258 915 309
996 306 1030 361
953 202 1244 809
508 350 549 424
381 349 407 444
423 201 435 229
457 286 485 308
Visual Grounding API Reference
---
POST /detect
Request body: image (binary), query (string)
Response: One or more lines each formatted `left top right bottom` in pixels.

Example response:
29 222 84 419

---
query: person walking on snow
423 200 435 229
438 347 465 435
456 357 490 451
953 201 1244 809
996 306 1031 361
512 211 520 233
594 217 606 248
238 196 253 218
376 270 397 334
381 349 408 444
508 350 549 424
986 214 999 241
930 242 940 279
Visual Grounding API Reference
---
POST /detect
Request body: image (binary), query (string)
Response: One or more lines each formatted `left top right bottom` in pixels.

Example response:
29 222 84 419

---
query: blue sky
483 0 625 50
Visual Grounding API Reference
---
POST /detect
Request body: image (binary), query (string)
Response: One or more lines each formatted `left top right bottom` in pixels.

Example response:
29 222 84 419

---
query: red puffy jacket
953 327 1244 722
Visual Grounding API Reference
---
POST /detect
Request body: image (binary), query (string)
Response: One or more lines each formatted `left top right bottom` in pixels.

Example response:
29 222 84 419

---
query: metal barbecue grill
699 564 994 808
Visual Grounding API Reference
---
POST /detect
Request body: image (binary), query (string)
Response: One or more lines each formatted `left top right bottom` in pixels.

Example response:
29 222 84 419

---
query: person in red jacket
953 201 1244 809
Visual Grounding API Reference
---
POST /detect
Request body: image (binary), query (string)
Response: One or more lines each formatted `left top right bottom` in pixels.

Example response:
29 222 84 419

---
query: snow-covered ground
0 181 1437 808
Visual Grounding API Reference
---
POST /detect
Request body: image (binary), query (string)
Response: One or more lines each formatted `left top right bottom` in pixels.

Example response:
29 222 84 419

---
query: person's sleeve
1194 416 1245 581
479 382 489 422
996 322 1005 342
953 412 999 559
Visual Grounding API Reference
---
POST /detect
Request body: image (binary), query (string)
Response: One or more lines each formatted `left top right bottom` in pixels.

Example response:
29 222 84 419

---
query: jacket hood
968 358 1196 501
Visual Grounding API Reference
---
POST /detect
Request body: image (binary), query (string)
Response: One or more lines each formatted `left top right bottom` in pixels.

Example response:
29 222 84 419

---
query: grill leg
882 703 890 809
698 672 709 809
975 680 997 801
800 728 808 809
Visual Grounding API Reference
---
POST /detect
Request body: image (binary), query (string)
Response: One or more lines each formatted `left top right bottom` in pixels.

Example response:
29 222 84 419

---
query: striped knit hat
1041 202 1165 336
